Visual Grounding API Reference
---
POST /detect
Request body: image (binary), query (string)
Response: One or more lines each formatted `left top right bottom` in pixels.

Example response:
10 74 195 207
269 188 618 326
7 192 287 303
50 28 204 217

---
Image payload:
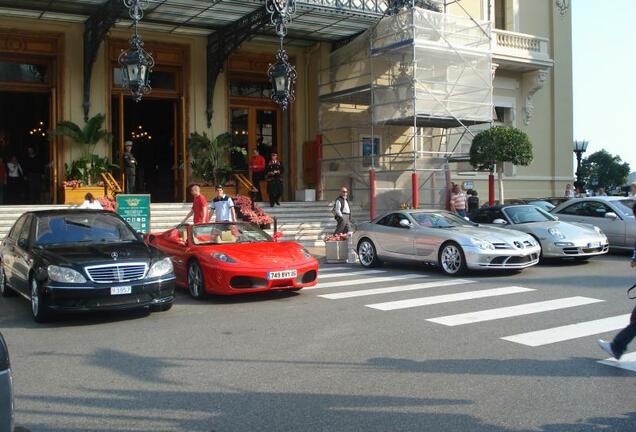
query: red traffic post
488 172 495 206
369 168 376 220
411 172 419 209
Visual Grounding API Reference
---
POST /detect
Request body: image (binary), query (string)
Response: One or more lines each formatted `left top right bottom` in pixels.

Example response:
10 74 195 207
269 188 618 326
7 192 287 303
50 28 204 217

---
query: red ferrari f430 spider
147 222 319 298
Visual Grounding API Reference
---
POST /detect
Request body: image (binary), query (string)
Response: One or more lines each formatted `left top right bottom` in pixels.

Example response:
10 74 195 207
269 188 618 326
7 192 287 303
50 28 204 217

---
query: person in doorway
333 186 352 235
450 184 468 218
79 193 103 210
467 189 480 215
124 141 137 194
565 183 575 199
0 157 6 205
250 149 266 202
629 181 636 198
6 155 23 204
597 201 636 360
181 184 209 225
210 185 236 222
265 152 284 207
22 147 43 203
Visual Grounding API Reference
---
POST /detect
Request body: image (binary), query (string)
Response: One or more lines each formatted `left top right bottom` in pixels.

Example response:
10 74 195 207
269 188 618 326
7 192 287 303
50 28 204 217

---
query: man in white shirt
210 185 236 222
333 187 352 235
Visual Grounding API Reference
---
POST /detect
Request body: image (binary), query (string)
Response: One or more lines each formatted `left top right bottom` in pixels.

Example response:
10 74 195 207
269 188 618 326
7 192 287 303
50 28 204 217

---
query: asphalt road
1 253 635 432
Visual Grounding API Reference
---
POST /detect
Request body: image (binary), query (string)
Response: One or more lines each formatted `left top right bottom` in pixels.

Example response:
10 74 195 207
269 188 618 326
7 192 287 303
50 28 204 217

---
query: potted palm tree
51 114 117 204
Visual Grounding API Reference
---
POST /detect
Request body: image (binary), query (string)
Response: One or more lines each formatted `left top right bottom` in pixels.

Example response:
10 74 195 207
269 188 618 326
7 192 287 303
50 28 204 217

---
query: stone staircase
0 201 368 247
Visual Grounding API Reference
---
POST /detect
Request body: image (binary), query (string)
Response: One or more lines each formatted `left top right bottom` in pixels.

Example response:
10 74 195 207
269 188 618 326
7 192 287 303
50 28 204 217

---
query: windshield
409 212 475 228
35 213 138 246
527 200 555 211
192 223 272 245
503 206 556 224
615 199 635 217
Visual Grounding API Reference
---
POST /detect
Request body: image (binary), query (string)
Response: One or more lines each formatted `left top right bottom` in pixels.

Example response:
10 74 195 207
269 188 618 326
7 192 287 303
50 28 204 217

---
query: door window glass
229 80 271 98
0 61 48 83
583 202 612 218
230 108 248 172
558 202 585 216
18 215 32 245
9 215 27 241
256 110 277 163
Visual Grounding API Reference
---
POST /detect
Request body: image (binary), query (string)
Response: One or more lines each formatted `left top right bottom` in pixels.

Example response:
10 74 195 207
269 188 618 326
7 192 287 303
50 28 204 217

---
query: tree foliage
580 150 630 190
469 126 533 169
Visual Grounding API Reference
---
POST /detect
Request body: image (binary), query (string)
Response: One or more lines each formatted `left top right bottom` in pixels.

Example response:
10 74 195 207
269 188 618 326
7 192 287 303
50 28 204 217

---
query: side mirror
147 234 156 243
493 218 508 225
17 238 28 249
605 212 618 220
399 219 411 228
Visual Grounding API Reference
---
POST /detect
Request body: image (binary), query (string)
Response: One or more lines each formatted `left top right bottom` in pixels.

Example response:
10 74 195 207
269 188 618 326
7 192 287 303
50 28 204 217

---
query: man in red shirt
181 184 209 224
250 148 266 202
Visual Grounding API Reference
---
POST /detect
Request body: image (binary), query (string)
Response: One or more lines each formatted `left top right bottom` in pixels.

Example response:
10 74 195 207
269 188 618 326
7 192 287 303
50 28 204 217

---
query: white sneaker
597 339 620 360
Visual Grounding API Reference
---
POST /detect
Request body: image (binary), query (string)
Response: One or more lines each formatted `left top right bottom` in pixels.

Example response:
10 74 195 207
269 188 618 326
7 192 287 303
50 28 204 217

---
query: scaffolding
318 1 492 213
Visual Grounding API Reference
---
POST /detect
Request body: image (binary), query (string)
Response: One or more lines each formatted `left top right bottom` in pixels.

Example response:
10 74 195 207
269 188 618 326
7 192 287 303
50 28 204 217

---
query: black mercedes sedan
0 210 175 322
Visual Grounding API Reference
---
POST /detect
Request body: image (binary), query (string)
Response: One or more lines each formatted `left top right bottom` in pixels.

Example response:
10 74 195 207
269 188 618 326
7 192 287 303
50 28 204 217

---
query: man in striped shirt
450 184 468 218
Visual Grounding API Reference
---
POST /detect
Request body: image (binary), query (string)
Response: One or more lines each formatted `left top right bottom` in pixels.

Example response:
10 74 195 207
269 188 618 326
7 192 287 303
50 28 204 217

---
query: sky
572 0 636 174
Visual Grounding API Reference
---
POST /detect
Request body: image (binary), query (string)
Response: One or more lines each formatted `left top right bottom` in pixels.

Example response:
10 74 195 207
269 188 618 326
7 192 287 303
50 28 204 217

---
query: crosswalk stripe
426 296 604 327
318 266 355 273
502 314 631 347
319 270 387 279
305 273 428 290
598 352 636 373
365 286 535 311
320 279 475 300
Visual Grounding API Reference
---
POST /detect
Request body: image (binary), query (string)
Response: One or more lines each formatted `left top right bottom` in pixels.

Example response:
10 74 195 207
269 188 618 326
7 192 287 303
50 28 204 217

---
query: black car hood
35 242 160 266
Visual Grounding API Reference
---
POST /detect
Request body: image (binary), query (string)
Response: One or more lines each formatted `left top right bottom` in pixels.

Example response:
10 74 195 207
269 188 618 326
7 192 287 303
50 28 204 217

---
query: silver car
551 197 636 250
471 205 609 260
0 332 13 432
353 209 541 275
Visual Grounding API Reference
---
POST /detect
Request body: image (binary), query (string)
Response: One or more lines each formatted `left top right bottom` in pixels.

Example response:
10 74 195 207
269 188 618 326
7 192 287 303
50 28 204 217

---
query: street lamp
266 0 297 110
119 0 154 102
573 139 589 193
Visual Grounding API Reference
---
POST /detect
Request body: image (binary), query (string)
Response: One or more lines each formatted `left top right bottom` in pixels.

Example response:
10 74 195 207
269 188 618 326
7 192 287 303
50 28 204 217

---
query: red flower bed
232 195 273 226
97 196 117 212
324 233 348 242
63 180 83 189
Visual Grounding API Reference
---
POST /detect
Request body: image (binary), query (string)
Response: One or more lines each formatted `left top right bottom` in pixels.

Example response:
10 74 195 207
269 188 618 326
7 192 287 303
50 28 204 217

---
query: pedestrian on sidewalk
332 186 352 235
210 185 236 222
629 181 636 198
597 200 636 360
467 189 480 215
565 183 575 199
450 184 468 218
181 184 209 225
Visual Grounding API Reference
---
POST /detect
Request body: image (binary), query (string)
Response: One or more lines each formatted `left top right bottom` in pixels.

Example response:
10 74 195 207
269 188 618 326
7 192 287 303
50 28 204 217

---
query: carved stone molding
521 69 549 125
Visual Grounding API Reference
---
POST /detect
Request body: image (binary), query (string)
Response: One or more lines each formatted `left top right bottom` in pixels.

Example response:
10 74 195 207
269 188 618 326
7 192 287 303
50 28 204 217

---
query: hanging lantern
119 0 154 102
267 48 297 111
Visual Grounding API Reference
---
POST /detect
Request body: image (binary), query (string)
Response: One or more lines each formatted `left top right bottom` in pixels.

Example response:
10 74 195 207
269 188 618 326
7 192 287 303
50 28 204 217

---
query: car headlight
147 258 173 278
211 252 237 263
300 248 313 259
548 228 566 240
47 265 86 283
470 237 495 250
526 237 537 247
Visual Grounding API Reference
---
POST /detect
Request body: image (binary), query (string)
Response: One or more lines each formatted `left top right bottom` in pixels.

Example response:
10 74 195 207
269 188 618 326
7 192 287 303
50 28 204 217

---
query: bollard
346 232 357 264
273 216 278 234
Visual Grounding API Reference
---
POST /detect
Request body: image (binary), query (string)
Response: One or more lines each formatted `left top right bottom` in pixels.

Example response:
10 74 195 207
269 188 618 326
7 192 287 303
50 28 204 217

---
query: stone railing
493 29 551 63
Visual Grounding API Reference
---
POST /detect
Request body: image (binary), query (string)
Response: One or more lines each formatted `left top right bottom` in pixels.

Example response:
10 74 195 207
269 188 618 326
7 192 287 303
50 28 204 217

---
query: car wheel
30 278 50 323
439 242 467 276
0 265 15 297
151 302 173 312
187 261 207 300
358 239 381 268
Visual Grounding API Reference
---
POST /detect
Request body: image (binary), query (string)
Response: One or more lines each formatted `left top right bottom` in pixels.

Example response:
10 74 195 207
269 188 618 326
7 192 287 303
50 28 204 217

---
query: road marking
319 266 358 273
427 296 604 327
365 286 535 311
305 273 428 290
319 279 475 300
319 269 387 279
598 352 636 373
502 314 631 347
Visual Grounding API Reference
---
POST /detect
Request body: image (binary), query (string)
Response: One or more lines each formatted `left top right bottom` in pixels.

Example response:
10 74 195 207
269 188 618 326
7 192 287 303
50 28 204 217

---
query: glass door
255 109 278 164
230 108 249 174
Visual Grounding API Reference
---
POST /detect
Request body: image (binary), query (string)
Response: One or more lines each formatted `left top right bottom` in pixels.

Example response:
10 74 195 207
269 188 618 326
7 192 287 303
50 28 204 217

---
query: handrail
233 173 257 192
100 172 123 197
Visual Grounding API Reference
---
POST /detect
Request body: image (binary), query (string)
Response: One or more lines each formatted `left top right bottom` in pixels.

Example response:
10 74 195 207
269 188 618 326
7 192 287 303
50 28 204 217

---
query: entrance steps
0 201 368 247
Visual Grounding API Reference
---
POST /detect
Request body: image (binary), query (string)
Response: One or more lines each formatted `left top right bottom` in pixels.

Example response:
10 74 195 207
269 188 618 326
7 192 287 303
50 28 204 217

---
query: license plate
110 286 132 295
267 270 297 280
588 242 601 248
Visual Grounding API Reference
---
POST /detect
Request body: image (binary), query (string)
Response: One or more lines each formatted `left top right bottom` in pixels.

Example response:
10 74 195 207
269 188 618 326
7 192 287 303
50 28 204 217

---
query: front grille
85 263 148 283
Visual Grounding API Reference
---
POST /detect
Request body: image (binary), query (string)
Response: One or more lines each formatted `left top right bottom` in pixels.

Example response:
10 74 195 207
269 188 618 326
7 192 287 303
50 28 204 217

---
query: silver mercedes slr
353 209 541 275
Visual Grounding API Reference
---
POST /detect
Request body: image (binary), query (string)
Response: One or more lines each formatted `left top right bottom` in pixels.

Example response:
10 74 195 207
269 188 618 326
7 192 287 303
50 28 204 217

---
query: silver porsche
353 209 541 275
470 204 609 260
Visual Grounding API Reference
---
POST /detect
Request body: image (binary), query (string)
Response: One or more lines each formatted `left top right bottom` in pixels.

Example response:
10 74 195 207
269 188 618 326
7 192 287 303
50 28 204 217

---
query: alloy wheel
188 262 203 298
441 244 462 274
358 241 375 267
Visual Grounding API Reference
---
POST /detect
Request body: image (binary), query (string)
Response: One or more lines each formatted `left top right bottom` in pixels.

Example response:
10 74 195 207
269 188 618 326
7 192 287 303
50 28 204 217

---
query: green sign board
117 194 151 233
